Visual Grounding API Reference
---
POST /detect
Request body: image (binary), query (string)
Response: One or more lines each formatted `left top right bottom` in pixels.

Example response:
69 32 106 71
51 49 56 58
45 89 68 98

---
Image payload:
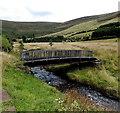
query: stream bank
30 65 119 111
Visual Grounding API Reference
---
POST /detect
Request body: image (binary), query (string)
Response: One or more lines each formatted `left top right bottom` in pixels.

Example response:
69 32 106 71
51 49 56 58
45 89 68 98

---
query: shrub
1 36 13 52
49 39 53 47
19 40 24 50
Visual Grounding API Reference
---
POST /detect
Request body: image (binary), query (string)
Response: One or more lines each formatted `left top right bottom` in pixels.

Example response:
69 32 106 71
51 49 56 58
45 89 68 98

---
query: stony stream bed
30 66 119 111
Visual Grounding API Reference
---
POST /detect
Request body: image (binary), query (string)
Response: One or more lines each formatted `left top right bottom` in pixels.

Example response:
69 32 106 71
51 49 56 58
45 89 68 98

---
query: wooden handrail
21 50 94 61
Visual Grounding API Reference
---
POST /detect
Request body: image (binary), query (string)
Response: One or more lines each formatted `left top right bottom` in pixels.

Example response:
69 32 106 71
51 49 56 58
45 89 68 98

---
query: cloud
0 0 119 22
0 7 8 11
27 8 53 17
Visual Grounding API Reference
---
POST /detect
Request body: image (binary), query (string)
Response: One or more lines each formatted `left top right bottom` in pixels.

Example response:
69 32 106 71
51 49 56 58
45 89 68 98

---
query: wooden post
21 50 94 65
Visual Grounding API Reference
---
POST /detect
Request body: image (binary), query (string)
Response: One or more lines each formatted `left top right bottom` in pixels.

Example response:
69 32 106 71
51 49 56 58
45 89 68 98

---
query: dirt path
1 89 16 111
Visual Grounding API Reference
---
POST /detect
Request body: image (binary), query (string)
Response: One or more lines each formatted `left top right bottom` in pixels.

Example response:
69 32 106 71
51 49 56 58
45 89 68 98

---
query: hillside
2 20 62 38
45 11 120 38
1 14 101 38
1 11 120 40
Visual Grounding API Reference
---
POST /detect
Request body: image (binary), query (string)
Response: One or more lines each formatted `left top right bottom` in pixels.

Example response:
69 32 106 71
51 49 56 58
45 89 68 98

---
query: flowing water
31 66 119 111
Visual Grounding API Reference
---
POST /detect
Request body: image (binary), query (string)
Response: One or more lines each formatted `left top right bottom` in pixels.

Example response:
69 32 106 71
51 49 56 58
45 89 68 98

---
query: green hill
2 20 62 38
1 11 120 41
45 11 120 38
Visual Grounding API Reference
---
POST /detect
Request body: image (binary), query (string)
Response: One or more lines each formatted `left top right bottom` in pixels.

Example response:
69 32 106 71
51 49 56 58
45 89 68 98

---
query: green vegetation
3 66 63 111
2 52 63 111
46 12 119 39
92 22 120 39
1 11 119 111
49 61 118 99
2 20 62 38
1 36 13 52
18 40 24 50
48 39 119 99
67 66 118 98
49 39 53 47
1 11 119 42
99 22 120 28
2 52 105 111
26 35 65 42
24 21 120 42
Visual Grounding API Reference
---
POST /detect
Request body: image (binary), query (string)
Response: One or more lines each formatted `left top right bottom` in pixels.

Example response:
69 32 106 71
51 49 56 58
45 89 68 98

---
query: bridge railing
21 50 94 61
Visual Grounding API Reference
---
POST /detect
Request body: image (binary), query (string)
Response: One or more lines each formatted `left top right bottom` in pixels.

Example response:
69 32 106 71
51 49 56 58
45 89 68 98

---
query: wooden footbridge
21 49 100 66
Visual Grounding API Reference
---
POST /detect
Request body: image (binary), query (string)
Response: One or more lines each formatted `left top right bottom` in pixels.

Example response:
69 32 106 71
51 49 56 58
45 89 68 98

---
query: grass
14 42 84 50
2 52 64 111
45 16 118 38
67 66 118 97
3 66 63 111
49 63 118 99
1 52 17 72
2 20 62 37
14 38 117 51
2 52 105 111
70 31 93 38
43 38 118 99
62 89 106 111
1 100 14 111
2 38 118 111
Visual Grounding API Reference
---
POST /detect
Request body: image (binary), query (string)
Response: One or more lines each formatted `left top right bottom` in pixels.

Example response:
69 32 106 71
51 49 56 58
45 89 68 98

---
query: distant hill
45 11 120 38
1 11 120 40
2 20 61 37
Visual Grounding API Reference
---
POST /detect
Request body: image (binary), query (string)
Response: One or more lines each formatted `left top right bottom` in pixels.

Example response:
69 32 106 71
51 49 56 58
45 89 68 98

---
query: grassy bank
3 66 63 111
48 63 118 98
2 52 63 111
2 52 105 111
47 39 119 99
67 66 118 98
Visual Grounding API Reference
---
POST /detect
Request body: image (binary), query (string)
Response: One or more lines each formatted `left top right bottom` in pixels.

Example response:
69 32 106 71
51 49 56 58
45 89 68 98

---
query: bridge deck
21 49 97 66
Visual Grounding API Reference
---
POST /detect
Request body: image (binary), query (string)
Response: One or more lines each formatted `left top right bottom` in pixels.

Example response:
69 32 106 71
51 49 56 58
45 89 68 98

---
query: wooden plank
21 50 94 62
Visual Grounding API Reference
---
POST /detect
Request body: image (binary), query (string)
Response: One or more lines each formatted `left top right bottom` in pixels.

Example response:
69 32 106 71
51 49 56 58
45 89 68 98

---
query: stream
30 66 119 111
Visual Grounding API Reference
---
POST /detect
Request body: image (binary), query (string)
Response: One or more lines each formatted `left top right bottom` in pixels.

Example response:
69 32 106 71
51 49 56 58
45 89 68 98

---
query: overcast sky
0 0 119 22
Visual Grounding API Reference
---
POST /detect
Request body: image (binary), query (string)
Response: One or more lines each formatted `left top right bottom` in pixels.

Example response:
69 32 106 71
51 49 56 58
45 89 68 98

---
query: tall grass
69 40 118 98
46 39 118 98
1 52 17 73
62 89 106 111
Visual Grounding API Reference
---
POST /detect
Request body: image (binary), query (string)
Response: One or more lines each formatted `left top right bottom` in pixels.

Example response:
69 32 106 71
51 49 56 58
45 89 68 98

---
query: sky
0 0 119 22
